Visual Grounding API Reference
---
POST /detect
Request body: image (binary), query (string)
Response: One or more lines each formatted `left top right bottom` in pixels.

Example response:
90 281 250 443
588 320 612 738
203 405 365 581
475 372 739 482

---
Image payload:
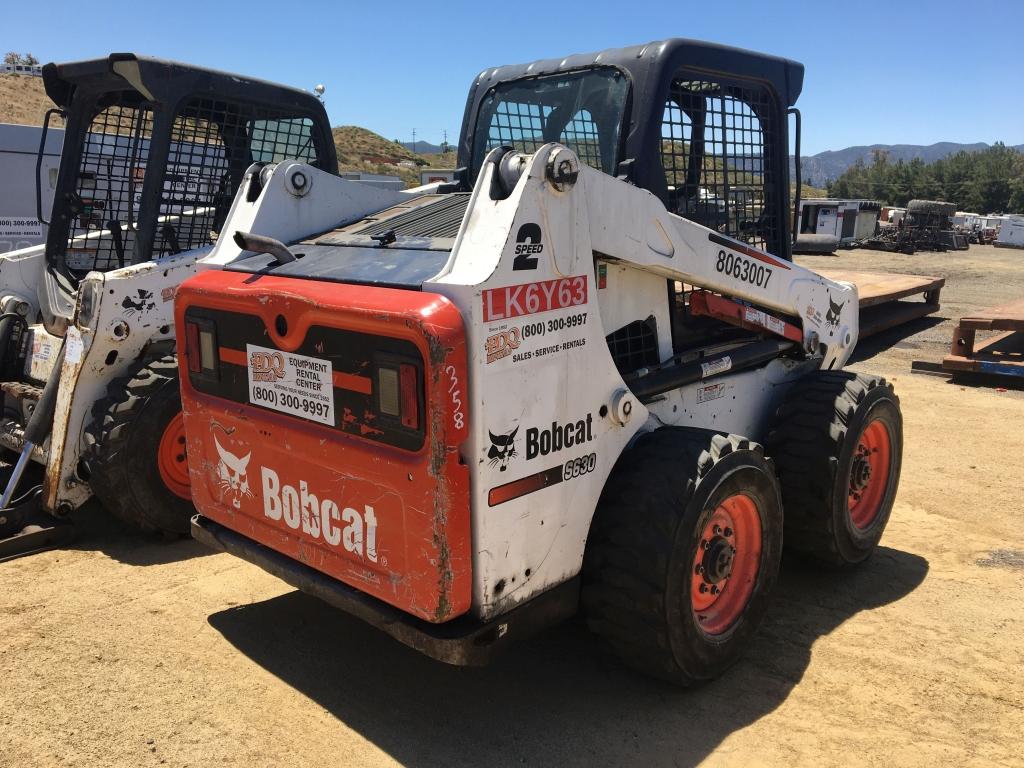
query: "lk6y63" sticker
482 275 587 322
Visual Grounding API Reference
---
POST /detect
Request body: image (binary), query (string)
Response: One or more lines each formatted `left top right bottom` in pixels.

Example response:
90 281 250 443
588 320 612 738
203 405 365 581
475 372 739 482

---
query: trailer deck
815 269 945 338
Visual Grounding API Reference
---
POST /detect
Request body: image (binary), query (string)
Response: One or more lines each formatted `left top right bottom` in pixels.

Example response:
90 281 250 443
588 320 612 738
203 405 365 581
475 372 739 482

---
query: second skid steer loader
0 54 344 557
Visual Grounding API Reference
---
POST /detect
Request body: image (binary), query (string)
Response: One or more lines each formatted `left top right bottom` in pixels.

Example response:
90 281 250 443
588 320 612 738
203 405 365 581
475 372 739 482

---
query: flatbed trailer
816 269 945 338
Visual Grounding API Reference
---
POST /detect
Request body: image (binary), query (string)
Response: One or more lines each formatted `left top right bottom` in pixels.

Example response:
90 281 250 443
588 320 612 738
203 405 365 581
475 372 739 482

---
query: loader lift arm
573 157 859 369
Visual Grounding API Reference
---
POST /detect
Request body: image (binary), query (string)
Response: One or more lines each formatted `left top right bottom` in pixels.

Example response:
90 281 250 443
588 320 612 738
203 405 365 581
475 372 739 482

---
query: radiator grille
606 317 659 374
353 194 471 239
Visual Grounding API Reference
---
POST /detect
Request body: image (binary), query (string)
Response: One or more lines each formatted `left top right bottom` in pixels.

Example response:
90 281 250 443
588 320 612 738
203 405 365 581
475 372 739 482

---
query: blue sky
5 0 1021 155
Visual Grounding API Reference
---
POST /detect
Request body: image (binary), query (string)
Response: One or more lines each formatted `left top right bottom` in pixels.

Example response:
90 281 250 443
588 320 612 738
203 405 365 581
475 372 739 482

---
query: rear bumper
192 514 579 666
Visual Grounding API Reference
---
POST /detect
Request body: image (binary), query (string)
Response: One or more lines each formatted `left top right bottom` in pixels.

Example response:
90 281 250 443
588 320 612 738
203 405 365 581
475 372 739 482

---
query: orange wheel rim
691 493 762 635
847 418 892 529
157 412 191 500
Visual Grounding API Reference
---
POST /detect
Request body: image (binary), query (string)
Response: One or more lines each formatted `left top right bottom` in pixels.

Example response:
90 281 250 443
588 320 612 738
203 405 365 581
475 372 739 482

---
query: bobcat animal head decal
825 294 845 328
488 427 518 472
121 289 155 316
215 435 253 509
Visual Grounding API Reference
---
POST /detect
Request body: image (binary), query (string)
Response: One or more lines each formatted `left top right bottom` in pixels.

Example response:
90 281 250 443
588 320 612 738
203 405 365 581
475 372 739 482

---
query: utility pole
412 128 417 154
442 129 449 154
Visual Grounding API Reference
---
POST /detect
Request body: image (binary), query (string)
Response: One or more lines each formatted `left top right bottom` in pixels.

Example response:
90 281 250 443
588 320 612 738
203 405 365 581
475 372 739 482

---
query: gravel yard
2 245 1022 768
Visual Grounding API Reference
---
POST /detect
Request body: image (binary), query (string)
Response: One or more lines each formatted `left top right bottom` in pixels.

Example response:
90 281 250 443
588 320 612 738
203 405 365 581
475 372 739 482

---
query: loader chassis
179 39 900 683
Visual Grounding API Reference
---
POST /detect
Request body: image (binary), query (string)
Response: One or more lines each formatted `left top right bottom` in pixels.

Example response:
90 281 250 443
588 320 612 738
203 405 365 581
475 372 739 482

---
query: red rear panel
175 271 471 623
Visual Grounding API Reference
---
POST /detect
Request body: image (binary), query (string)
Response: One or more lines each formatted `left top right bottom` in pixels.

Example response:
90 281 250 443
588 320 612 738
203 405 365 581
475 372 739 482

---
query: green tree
827 144 1024 213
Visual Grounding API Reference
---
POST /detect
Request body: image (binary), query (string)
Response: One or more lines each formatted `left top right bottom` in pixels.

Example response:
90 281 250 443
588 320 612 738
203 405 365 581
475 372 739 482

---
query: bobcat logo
825 294 845 328
121 289 155 316
488 427 518 472
215 435 253 509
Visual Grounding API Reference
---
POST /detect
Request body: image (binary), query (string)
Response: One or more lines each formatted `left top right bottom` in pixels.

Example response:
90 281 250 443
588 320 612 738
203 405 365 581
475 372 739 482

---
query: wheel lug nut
724 527 733 537
699 584 707 593
695 565 704 574
710 585 719 595
713 525 721 535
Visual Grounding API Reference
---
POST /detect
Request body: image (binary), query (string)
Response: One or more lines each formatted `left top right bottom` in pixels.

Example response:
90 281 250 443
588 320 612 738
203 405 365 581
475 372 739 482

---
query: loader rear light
376 361 421 431
400 363 419 430
378 367 400 416
184 318 218 377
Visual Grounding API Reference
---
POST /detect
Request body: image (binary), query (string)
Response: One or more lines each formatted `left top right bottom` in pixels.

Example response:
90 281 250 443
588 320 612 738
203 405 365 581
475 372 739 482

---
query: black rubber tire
84 354 194 535
582 428 783 686
766 372 902 568
907 199 956 217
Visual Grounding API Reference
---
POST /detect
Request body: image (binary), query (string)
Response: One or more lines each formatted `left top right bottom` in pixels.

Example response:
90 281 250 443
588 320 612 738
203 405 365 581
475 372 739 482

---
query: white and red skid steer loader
176 39 902 684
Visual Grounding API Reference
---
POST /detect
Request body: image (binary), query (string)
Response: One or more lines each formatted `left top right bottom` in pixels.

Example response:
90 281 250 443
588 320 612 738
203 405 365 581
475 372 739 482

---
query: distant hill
334 126 455 186
399 140 450 155
793 142 1024 187
0 74 57 127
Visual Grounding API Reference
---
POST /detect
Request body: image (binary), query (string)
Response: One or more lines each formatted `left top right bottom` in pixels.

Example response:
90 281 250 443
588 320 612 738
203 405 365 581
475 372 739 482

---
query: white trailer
994 215 1024 249
0 123 64 253
799 198 881 244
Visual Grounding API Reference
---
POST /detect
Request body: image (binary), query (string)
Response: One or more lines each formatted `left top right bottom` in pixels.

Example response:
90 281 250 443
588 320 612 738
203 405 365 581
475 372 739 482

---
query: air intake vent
353 194 471 239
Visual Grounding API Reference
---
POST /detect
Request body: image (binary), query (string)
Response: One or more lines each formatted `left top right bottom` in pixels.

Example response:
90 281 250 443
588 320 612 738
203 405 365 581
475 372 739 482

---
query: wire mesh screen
486 101 550 157
64 97 321 276
152 98 319 259
661 78 779 253
474 69 629 177
559 109 602 170
484 102 607 172
64 105 154 274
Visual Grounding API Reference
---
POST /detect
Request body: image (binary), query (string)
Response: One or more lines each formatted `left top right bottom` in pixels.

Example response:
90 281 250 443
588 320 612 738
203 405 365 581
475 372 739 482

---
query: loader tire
85 354 193 536
766 372 902 568
582 428 783 686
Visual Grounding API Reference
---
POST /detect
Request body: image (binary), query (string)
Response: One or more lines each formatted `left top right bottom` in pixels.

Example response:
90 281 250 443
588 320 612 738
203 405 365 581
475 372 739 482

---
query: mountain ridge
794 141 1024 187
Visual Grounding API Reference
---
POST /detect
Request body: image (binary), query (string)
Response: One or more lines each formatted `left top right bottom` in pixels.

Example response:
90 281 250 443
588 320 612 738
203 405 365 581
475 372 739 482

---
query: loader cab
36 53 336 330
457 39 802 261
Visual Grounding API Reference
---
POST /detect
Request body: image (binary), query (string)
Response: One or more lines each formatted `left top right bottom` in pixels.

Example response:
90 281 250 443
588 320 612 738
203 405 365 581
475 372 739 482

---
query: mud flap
0 486 75 563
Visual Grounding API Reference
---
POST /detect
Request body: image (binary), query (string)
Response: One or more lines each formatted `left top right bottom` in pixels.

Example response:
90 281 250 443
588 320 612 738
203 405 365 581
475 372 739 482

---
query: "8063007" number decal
716 249 772 288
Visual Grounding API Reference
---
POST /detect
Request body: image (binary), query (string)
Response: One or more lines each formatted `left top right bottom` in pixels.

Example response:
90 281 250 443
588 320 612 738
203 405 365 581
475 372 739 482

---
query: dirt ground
2 245 1022 768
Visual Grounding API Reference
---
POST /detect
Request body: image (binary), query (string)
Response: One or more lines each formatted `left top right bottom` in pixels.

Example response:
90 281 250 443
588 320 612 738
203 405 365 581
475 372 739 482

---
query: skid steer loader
0 54 347 558
176 39 903 684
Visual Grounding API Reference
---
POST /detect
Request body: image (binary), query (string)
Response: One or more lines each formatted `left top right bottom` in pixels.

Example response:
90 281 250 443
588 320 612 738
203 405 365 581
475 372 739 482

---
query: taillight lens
184 318 218 377
377 362 420 430
400 363 418 430
185 321 201 373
